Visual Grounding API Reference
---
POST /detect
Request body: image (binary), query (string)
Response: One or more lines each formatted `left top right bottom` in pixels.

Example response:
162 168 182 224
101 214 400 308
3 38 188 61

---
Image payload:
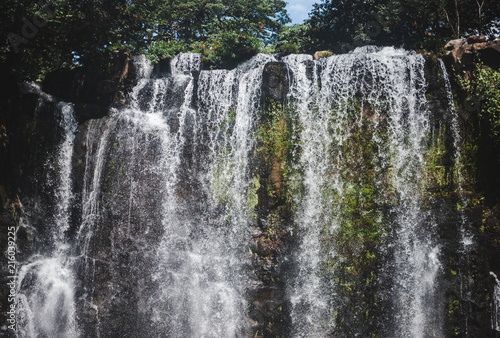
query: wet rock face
0 76 74 335
248 61 292 337
70 116 168 337
0 91 68 252
42 50 137 123
262 62 289 102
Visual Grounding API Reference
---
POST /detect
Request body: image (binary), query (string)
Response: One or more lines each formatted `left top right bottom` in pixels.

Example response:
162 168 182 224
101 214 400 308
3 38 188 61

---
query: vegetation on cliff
1 0 499 79
277 0 499 54
0 0 289 79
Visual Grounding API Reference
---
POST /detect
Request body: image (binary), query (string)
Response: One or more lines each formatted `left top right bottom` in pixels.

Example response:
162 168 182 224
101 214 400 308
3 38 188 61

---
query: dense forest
1 0 499 80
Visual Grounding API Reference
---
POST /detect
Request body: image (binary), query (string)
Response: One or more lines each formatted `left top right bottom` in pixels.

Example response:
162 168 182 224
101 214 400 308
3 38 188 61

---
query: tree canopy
282 0 500 54
0 0 290 80
1 0 499 80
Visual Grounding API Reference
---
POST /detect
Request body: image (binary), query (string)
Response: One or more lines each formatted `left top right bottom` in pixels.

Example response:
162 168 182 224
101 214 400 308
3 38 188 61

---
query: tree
149 0 290 67
297 0 499 54
0 0 289 80
274 24 312 54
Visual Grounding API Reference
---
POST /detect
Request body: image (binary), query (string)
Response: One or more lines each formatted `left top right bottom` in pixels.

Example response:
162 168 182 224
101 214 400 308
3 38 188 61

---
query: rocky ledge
444 35 500 70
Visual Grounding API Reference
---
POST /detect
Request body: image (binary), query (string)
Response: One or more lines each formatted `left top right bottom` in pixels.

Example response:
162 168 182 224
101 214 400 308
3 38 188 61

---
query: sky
286 0 317 24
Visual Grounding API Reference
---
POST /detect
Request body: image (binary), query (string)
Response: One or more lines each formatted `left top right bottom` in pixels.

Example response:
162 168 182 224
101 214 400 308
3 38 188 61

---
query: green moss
228 108 236 124
256 99 291 161
448 299 459 319
454 58 500 145
210 148 233 204
255 98 295 205
324 103 391 275
312 99 396 334
247 175 261 219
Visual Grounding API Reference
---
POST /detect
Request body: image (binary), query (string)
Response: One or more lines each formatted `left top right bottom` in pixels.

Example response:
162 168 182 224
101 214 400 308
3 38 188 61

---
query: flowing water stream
12 48 484 337
283 47 441 337
16 91 79 337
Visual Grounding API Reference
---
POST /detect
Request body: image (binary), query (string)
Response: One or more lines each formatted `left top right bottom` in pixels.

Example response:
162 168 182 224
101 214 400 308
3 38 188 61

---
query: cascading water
283 47 441 337
11 48 488 337
16 92 79 337
152 54 278 337
438 59 475 336
145 53 276 336
384 50 441 338
22 53 276 337
282 53 335 336
491 272 500 332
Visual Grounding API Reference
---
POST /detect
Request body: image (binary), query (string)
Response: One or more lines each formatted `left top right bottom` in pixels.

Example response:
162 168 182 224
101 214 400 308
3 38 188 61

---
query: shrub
455 58 500 145
145 41 188 64
198 31 260 69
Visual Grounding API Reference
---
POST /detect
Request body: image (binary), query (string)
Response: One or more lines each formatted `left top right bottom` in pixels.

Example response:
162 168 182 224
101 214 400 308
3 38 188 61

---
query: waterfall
282 53 333 335
12 48 485 337
385 49 440 338
283 47 441 336
439 59 475 336
41 53 275 336
147 53 277 336
491 272 500 332
16 97 79 338
439 59 473 244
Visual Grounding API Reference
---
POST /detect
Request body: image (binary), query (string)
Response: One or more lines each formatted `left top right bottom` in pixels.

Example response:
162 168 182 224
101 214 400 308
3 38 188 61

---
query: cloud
290 4 307 12
286 0 317 24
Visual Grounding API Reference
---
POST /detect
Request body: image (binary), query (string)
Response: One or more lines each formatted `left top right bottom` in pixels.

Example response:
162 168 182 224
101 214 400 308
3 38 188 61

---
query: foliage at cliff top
275 0 499 54
0 0 289 80
1 0 499 80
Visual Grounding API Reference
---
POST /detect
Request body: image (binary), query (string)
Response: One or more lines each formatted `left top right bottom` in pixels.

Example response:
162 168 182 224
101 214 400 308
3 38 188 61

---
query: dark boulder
262 62 289 103
42 50 137 123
